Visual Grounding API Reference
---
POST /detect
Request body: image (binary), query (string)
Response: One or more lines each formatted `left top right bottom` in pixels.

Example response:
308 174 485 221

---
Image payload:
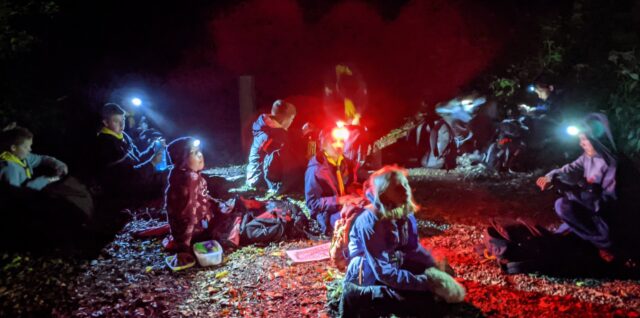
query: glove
424 267 466 303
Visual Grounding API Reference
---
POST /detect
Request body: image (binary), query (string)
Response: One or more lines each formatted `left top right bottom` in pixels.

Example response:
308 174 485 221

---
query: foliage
607 50 640 155
0 0 59 59
489 77 519 98
0 0 62 131
484 0 640 160
487 16 566 102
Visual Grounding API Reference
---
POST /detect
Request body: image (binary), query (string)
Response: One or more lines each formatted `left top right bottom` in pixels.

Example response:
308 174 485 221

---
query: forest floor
1 165 639 317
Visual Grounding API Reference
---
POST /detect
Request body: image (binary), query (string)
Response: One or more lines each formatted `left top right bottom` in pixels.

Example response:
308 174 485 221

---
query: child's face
11 138 33 160
322 137 344 159
534 85 552 101
186 145 205 171
103 114 125 134
380 179 409 209
579 133 597 157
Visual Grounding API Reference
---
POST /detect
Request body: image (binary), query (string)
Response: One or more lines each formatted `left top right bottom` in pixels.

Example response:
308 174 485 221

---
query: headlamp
192 139 201 147
131 97 142 107
527 84 536 93
332 126 349 141
566 125 580 136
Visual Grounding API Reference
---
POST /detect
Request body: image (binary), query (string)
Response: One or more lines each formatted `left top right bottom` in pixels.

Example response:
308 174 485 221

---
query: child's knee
554 197 571 218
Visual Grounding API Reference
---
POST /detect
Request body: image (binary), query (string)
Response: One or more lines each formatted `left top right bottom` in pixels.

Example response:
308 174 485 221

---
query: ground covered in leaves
1 165 639 317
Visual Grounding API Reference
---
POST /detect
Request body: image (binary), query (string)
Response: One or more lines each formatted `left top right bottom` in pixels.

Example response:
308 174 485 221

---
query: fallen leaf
215 271 229 279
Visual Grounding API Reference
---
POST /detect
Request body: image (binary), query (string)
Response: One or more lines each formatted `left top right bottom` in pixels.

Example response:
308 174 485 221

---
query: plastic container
193 240 223 267
165 254 195 272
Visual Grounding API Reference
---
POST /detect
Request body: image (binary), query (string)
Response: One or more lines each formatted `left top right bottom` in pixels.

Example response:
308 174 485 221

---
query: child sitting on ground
94 103 166 199
165 137 215 267
305 127 362 235
0 126 68 190
340 166 465 316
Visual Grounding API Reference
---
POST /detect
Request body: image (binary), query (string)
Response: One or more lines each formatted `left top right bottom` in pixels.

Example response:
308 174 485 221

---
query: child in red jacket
165 137 214 267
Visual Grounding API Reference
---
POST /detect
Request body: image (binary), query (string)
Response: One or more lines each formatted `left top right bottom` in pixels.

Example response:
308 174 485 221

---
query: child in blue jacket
340 166 465 317
305 128 361 235
244 100 296 194
0 126 67 190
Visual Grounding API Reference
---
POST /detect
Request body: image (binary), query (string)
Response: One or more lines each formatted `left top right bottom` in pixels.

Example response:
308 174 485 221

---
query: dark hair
271 100 296 117
1 127 33 151
532 73 555 89
101 103 126 120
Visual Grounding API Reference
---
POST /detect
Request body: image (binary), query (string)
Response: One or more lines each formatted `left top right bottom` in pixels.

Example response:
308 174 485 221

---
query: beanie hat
167 137 197 168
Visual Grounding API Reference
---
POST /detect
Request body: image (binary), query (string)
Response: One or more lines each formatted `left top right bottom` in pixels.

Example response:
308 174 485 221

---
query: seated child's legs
340 282 439 318
554 197 611 250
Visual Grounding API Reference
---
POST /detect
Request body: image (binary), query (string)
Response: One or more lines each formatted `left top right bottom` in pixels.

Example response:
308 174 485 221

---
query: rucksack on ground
421 119 457 170
483 218 603 275
330 203 366 270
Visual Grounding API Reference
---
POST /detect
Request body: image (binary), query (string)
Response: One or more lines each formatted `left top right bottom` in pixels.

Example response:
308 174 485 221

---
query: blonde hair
366 165 418 219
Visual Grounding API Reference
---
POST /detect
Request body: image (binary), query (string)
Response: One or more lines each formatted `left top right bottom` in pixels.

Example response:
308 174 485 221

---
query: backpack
240 211 286 245
421 119 457 170
483 219 558 274
483 219 602 275
330 204 366 270
240 199 311 245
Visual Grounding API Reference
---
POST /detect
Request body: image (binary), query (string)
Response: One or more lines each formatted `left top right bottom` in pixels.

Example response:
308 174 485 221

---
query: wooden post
238 75 256 158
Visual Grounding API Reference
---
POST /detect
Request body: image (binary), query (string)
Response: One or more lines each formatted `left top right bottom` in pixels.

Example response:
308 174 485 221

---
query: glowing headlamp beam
566 126 580 136
527 84 536 93
131 97 142 107
332 127 349 141
192 139 201 147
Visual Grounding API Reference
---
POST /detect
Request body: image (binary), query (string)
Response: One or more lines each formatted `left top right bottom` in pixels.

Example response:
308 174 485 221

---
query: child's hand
151 151 164 166
536 176 552 191
338 195 363 206
55 163 68 176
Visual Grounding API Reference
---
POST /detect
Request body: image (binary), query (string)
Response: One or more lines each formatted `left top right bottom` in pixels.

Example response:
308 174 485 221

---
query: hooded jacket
304 153 356 218
343 192 436 291
246 114 289 186
546 113 618 211
165 168 213 252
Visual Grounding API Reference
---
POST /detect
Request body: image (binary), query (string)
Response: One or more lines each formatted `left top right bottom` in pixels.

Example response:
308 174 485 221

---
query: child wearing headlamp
164 137 213 266
305 127 363 235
